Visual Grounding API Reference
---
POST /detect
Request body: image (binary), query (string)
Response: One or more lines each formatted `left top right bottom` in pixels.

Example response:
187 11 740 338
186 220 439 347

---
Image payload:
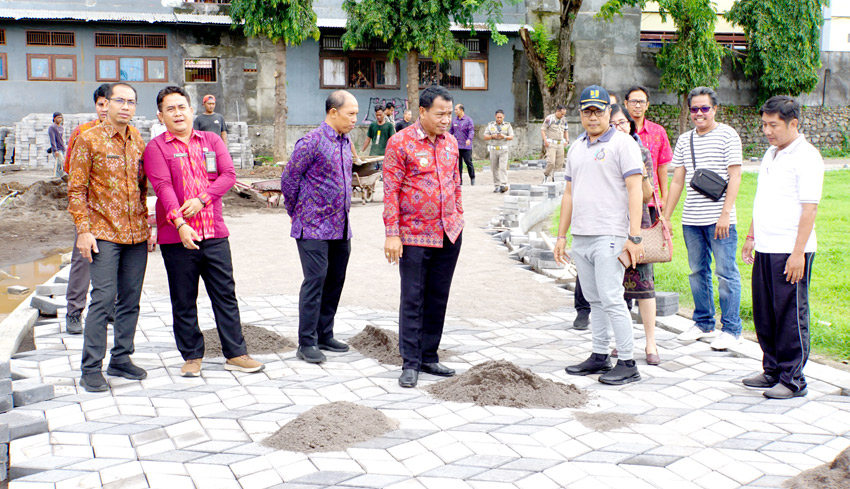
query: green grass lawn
552 170 850 361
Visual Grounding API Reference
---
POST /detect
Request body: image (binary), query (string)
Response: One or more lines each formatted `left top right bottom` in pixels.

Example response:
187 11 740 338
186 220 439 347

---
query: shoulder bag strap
689 131 697 171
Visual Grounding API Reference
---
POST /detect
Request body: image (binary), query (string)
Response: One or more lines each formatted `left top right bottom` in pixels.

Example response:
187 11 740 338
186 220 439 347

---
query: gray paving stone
292 471 361 485
761 441 817 452
749 475 792 487
500 458 561 471
99 423 161 436
453 423 502 432
455 455 517 468
621 454 682 467
383 429 436 440
192 453 254 465
713 437 771 450
469 468 532 482
11 381 54 407
782 433 835 444
602 443 655 454
571 450 633 464
140 450 208 462
339 474 409 487
54 421 116 433
744 404 794 414
0 411 48 440
352 437 407 449
421 464 487 479
492 424 546 435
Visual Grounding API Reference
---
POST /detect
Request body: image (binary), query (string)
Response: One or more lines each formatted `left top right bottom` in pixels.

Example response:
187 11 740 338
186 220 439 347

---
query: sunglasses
689 106 713 114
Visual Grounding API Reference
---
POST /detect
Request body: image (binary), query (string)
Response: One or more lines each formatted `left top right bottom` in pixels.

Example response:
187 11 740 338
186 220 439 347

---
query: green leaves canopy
229 0 320 45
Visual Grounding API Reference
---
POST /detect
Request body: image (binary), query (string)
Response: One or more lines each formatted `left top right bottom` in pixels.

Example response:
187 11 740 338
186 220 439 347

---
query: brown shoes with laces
225 355 265 373
181 358 202 377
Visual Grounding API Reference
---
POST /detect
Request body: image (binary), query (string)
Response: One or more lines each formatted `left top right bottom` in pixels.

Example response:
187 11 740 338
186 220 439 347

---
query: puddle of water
0 254 64 316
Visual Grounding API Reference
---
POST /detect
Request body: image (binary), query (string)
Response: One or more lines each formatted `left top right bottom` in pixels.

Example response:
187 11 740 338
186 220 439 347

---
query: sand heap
784 446 850 489
574 411 636 431
262 401 398 453
1 179 68 212
202 324 295 357
350 325 454 367
426 360 589 409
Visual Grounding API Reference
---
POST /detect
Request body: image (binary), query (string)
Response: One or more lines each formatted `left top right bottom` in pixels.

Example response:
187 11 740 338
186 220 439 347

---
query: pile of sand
202 324 295 358
574 411 636 431
262 401 398 452
2 179 68 211
426 360 589 409
236 165 283 179
784 446 850 489
349 325 454 367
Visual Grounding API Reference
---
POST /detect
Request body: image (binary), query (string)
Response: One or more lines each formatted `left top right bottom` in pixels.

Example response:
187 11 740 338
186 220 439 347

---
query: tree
600 0 724 133
342 0 510 116
230 0 319 162
726 0 829 105
519 1 584 116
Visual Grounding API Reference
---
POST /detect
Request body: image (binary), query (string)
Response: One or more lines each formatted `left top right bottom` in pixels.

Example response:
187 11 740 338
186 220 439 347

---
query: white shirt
752 134 824 253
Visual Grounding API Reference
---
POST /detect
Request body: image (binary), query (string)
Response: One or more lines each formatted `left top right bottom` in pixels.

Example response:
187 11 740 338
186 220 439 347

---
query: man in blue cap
553 85 646 385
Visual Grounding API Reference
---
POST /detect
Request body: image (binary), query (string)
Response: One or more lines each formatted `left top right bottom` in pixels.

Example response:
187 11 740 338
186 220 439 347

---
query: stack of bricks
227 121 254 169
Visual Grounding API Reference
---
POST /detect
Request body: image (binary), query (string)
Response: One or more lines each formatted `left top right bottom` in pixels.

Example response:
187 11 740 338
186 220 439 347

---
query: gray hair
687 86 719 108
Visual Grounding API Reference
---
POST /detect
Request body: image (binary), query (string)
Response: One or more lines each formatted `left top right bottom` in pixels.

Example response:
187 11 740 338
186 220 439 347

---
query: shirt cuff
386 224 400 237
199 192 211 206
76 222 91 235
166 209 183 223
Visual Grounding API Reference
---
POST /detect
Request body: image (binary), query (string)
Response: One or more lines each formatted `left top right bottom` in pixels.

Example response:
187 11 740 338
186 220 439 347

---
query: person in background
48 112 65 177
384 102 396 125
484 110 514 193
395 110 413 132
450 103 475 186
625 85 673 220
193 95 228 146
541 105 569 183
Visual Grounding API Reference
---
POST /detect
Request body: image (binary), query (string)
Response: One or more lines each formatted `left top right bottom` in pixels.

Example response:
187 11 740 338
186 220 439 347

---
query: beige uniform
484 121 514 187
542 113 569 178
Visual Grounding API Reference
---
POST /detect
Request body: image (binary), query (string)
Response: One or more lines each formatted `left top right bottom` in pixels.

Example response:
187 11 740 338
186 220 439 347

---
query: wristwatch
628 235 642 244
198 195 207 206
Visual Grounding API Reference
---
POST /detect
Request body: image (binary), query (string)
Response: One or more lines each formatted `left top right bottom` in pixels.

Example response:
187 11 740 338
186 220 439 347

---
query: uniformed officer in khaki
541 104 570 182
484 109 514 193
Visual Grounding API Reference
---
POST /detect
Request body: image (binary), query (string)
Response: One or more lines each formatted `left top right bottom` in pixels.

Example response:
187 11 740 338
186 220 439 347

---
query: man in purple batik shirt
281 90 359 364
450 104 475 185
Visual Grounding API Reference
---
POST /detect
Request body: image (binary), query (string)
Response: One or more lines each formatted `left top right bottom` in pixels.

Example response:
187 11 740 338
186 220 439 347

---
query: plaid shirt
383 121 463 248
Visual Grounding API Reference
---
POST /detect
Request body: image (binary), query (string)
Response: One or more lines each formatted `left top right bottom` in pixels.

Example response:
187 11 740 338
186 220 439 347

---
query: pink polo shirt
636 119 673 205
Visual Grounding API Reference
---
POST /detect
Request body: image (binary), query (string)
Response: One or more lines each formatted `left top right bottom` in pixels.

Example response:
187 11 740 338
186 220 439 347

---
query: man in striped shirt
664 86 743 351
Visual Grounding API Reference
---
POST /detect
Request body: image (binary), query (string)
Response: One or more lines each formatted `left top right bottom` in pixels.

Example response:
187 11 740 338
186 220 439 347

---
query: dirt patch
784 446 850 489
236 165 283 179
202 324 295 358
349 325 454 366
574 411 636 431
262 401 398 453
425 360 589 409
221 187 283 216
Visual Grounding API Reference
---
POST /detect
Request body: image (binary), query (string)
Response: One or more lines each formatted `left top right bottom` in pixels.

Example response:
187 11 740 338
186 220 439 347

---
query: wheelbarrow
234 179 282 208
352 156 383 205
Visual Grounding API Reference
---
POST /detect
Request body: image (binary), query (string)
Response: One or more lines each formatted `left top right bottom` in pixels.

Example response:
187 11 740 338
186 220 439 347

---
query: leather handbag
689 132 727 201
638 189 673 264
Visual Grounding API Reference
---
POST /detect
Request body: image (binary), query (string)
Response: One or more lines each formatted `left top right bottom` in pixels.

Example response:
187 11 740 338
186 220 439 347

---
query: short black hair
556 104 567 111
385 102 394 109
456 104 465 111
94 83 110 104
495 109 505 116
156 86 191 112
420 85 452 110
608 92 620 104
759 95 801 125
687 86 719 107
374 104 385 113
325 90 349 114
625 85 650 101
106 82 138 102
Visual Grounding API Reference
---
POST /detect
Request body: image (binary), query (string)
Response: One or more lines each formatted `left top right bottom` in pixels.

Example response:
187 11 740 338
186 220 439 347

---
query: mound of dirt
784 446 850 489
574 411 636 431
236 165 283 179
202 324 295 358
425 360 589 409
350 325 454 366
0 179 74 267
2 178 68 211
262 401 398 453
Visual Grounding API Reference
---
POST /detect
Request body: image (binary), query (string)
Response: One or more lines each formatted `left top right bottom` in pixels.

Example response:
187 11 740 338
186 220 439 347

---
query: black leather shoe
80 372 109 392
318 338 350 352
106 360 147 380
296 345 326 363
572 311 590 331
742 373 779 388
599 359 641 385
419 362 455 377
565 353 612 376
399 369 419 388
499 185 508 193
470 178 475 186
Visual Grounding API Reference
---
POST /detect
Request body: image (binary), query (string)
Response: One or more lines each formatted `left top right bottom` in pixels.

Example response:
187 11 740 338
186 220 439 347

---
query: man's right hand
742 239 755 265
384 236 403 264
76 232 98 263
543 140 549 148
179 224 200 250
554 237 570 265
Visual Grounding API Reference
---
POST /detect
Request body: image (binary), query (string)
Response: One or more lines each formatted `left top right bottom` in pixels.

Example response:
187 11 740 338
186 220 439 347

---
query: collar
771 134 806 159
320 121 349 142
102 121 137 142
164 129 202 144
579 126 616 147
457 115 466 121
636 118 653 135
414 120 443 142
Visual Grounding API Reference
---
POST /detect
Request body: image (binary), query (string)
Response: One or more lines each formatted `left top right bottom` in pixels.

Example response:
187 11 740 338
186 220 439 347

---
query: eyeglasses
689 106 713 114
580 109 606 118
612 120 630 129
627 100 647 107
110 98 137 107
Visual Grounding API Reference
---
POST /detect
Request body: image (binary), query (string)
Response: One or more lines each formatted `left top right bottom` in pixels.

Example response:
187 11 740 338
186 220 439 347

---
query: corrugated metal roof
316 18 528 32
0 7 230 24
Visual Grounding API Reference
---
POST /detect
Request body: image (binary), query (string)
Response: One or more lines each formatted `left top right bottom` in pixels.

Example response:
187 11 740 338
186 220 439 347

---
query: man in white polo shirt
554 85 645 385
741 96 823 400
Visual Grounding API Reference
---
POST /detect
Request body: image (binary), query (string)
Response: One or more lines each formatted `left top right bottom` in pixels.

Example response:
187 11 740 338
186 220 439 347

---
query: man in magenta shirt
625 86 673 209
145 86 264 378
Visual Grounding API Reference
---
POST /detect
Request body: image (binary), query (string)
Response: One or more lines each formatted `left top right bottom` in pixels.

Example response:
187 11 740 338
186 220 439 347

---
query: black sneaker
566 353 612 376
66 314 83 335
80 372 109 392
296 345 326 363
470 178 475 186
318 338 350 352
572 311 590 331
599 359 641 385
106 360 147 380
742 373 779 388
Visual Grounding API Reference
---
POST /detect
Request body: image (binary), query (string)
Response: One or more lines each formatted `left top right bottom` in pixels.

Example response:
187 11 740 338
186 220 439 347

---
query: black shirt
194 113 228 136
395 119 412 132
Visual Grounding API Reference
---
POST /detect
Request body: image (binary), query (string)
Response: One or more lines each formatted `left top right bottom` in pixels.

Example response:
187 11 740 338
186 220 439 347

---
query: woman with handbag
610 104 661 365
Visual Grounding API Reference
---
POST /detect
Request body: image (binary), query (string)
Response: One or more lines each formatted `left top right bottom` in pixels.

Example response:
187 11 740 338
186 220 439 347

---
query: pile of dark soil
0 179 74 267
221 187 271 214
236 165 283 179
2 179 68 211
262 401 398 452
784 446 850 489
202 324 295 358
425 360 589 409
574 411 636 431
350 325 454 367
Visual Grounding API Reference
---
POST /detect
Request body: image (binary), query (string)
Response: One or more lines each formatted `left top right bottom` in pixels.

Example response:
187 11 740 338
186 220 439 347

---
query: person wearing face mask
609 104 661 365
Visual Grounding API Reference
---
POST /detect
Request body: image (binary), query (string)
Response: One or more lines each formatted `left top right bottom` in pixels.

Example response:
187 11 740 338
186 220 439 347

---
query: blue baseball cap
579 85 610 111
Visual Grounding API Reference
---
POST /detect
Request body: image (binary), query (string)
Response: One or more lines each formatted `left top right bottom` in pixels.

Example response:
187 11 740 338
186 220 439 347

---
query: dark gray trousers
66 228 90 318
295 238 351 347
81 240 147 373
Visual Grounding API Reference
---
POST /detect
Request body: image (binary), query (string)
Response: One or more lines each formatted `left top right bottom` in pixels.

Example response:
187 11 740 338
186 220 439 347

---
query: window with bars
26 54 76 81
319 55 400 89
96 56 167 82
419 58 487 90
184 58 217 83
0 53 7 80
26 31 75 47
95 33 167 49
0 29 5 45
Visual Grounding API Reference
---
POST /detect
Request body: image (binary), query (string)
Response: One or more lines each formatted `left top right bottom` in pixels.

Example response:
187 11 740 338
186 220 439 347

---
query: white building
823 2 850 52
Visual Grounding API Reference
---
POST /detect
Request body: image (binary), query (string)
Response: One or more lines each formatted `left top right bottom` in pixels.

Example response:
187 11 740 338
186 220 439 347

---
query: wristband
557 236 566 240
198 196 207 206
746 235 754 241
176 222 187 231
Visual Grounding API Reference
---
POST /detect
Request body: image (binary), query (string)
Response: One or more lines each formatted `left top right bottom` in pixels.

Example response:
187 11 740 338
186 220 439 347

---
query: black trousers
458 149 475 183
296 238 351 347
399 233 462 369
160 238 247 360
574 276 590 313
752 252 814 392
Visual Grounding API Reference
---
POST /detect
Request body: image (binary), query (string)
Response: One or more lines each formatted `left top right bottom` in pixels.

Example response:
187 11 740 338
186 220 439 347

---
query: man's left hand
714 213 731 240
785 252 806 284
465 139 470 146
179 198 204 219
624 240 644 269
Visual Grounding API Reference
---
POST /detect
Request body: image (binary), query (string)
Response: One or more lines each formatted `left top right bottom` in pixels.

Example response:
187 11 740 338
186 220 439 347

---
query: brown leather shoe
646 353 661 366
225 355 264 373
181 358 202 377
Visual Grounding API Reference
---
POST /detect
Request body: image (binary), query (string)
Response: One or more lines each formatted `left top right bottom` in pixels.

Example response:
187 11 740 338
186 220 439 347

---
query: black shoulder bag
689 131 727 201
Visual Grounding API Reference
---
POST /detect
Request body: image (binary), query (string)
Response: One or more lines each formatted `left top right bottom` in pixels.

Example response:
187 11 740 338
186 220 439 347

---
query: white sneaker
677 325 720 342
710 332 742 351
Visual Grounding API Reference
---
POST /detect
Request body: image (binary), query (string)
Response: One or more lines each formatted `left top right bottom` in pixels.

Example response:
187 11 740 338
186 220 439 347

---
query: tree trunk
274 41 288 163
406 50 419 117
678 94 689 135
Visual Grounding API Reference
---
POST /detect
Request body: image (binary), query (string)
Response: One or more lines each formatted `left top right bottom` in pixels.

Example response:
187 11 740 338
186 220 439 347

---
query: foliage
229 0 319 45
726 0 829 105
528 22 559 88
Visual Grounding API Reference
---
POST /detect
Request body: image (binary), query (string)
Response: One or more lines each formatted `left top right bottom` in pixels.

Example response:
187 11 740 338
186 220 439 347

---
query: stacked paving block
0 360 53 483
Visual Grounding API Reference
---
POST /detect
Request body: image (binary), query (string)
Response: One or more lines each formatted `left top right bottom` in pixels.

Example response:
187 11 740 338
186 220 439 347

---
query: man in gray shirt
194 94 228 146
48 112 65 177
554 85 645 385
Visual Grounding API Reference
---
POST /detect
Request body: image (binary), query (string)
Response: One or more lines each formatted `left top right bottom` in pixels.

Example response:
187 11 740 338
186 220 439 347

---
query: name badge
204 149 217 173
107 154 122 159
414 151 429 158
173 152 189 158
